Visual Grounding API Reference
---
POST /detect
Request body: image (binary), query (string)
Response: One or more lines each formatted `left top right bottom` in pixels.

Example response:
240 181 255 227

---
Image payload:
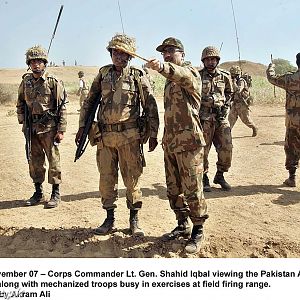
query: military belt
100 121 137 132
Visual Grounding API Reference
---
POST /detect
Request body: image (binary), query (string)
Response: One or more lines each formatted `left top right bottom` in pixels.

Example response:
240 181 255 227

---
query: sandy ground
0 93 299 258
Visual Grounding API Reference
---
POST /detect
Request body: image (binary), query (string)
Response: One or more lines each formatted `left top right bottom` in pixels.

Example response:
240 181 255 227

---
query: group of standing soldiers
16 34 300 254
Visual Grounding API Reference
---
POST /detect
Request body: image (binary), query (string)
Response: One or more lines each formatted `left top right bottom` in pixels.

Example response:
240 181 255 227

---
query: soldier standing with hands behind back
199 46 233 192
76 71 89 111
16 45 67 209
267 53 300 187
146 37 208 254
75 34 159 236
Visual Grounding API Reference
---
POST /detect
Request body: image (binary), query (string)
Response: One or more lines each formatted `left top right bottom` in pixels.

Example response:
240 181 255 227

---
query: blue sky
0 0 299 68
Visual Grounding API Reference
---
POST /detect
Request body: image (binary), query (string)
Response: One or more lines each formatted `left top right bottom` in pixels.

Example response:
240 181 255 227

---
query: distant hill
0 60 268 86
219 60 267 76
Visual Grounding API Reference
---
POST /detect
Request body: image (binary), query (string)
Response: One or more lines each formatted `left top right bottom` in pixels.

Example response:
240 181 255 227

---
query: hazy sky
0 0 299 69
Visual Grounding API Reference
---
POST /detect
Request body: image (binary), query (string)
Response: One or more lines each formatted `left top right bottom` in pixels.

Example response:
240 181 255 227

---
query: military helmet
230 65 241 75
78 71 84 77
106 33 136 55
201 46 220 61
26 45 48 65
156 37 184 52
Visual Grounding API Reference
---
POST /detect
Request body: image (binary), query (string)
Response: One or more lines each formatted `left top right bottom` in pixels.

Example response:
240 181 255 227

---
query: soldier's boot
161 219 191 241
45 184 60 209
25 183 44 206
251 126 258 137
283 169 296 187
93 209 115 235
213 171 231 191
129 210 144 237
185 225 204 254
203 173 211 192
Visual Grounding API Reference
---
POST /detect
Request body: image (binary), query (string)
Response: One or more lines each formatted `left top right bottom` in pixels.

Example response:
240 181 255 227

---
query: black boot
94 209 115 235
25 183 44 206
203 173 211 192
129 210 144 237
213 171 231 191
162 218 191 241
185 225 204 254
283 169 296 187
252 126 258 137
45 184 60 209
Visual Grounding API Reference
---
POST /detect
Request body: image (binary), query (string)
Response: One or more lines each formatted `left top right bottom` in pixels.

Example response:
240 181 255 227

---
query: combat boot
25 183 44 206
213 171 231 191
94 209 115 235
45 184 60 209
283 169 296 187
162 218 191 241
203 173 211 192
129 210 144 237
252 126 258 137
185 225 204 254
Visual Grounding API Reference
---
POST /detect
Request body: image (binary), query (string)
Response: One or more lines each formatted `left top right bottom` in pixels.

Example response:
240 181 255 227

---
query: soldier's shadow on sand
260 141 284 146
0 226 190 258
204 184 299 206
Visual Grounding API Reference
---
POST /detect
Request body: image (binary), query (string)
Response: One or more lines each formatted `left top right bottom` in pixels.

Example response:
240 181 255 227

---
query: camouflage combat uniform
267 62 300 186
17 70 67 185
228 66 257 136
159 61 208 225
199 67 233 174
77 72 89 108
79 64 159 211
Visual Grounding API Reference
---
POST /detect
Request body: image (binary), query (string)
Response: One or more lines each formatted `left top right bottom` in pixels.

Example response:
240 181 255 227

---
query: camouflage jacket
232 77 250 104
17 71 67 133
79 64 159 144
267 65 300 127
199 67 233 121
159 61 205 153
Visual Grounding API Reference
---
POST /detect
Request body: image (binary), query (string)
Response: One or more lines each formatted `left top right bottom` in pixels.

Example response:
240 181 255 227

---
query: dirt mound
219 60 267 76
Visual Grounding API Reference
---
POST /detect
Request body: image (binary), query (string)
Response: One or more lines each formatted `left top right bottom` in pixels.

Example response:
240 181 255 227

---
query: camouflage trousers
201 119 233 173
228 102 256 129
79 90 88 108
29 130 61 184
164 146 208 225
285 125 300 171
96 139 143 210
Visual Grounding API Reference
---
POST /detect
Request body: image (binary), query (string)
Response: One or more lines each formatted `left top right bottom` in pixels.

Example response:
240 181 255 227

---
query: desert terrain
0 66 299 258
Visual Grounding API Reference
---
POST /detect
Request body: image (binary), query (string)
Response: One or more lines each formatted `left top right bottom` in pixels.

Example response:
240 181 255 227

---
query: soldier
76 71 89 111
199 46 233 192
266 53 300 187
75 34 159 236
146 37 208 254
16 45 67 208
228 65 258 137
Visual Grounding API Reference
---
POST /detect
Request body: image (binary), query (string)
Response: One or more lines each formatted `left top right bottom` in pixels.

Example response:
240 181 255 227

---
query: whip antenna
117 0 125 34
48 5 64 54
230 0 241 67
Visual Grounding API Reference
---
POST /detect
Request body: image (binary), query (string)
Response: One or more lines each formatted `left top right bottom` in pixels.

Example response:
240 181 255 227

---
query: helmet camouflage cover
106 33 136 55
26 45 48 65
230 65 241 75
201 46 220 61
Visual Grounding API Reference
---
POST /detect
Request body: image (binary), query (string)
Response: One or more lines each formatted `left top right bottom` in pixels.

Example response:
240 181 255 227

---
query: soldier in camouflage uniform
228 65 258 137
76 71 89 111
146 37 208 254
75 34 159 236
199 46 233 192
266 53 300 187
17 45 67 209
